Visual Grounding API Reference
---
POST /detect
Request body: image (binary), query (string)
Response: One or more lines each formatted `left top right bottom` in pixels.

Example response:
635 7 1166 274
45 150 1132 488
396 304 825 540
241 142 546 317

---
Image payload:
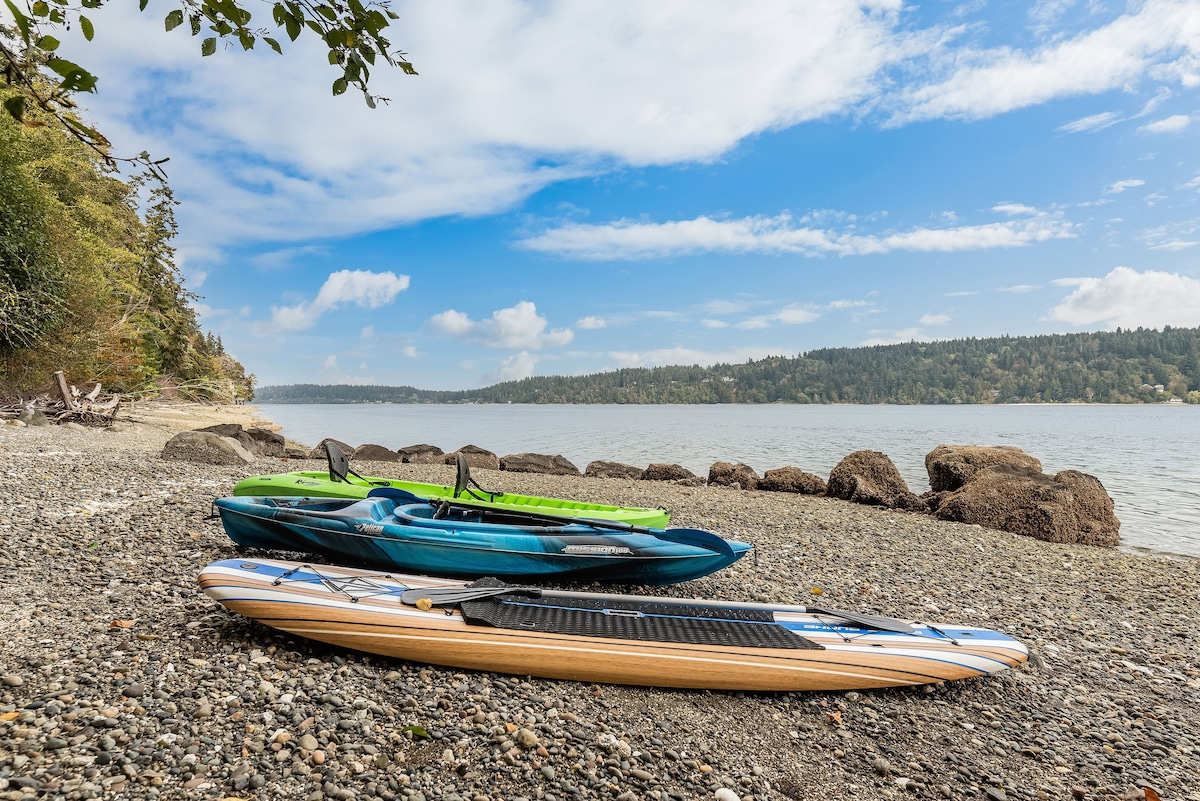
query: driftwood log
1 370 121 426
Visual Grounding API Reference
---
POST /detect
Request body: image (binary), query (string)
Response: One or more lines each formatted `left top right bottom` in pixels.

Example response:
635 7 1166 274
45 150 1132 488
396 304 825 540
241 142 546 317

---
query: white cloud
888 0 1200 125
1105 179 1146 194
861 327 925 346
826 299 872 310
1047 267 1200 328
919 313 951 325
608 346 786 369
575 316 607 330
998 284 1040 293
360 325 374 339
269 270 410 331
1138 114 1192 133
518 211 1076 260
992 203 1038 216
427 301 573 349
735 305 821 329
322 355 338 369
485 351 540 383
700 299 755 314
701 319 729 329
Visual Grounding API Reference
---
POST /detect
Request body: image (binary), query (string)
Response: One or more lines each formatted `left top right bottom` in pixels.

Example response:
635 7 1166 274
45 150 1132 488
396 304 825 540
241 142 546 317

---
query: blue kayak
212 495 751 584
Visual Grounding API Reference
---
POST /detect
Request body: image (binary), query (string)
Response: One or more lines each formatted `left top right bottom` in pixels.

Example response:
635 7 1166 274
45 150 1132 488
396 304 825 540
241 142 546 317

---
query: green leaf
386 9 399 19
139 0 149 10
190 14 201 35
364 93 375 109
237 30 254 50
165 9 184 31
3 0 31 42
31 0 49 16
316 4 337 22
399 61 417 76
332 77 347 95
272 3 286 25
36 35 61 51
201 37 216 56
284 18 301 40
401 725 430 739
263 36 282 54
3 95 26 121
79 14 94 40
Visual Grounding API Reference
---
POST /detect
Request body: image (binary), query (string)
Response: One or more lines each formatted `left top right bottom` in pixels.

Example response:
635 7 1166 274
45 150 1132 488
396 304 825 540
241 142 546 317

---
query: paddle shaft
369 486 655 535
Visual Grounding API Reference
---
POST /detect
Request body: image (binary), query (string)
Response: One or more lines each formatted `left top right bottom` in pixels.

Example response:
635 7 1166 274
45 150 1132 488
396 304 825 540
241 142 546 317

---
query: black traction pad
459 592 822 650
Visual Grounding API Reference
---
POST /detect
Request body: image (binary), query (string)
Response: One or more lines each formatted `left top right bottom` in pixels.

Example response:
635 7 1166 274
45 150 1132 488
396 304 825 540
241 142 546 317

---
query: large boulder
445 445 500 471
162 431 256 465
934 465 1120 546
826 450 925 511
198 424 285 458
585 460 644 480
759 466 827 495
244 427 285 457
398 444 444 464
308 438 356 460
500 453 582 476
354 443 400 462
640 463 698 482
925 444 1042 492
282 439 310 459
707 461 760 490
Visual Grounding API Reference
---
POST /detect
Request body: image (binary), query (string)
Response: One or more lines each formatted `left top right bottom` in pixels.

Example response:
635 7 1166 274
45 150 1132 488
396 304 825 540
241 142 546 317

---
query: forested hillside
0 85 252 401
257 327 1200 405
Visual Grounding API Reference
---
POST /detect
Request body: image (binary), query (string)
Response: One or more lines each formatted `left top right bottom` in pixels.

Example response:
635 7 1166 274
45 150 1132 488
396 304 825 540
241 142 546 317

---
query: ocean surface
257 403 1199 558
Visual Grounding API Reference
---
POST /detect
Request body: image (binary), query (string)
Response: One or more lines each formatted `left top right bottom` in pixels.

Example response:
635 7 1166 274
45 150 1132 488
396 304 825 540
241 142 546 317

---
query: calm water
257 403 1200 558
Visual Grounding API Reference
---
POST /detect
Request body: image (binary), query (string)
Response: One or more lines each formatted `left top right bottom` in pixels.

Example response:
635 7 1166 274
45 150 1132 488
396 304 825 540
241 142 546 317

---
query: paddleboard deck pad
200 559 1029 691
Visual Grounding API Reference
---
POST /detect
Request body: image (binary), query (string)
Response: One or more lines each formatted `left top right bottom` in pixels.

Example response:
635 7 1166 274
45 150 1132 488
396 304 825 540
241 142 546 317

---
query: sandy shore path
0 403 1196 801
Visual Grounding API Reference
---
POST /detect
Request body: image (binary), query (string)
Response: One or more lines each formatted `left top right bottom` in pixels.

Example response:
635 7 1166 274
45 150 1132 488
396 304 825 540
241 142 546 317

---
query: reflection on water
259 404 1200 558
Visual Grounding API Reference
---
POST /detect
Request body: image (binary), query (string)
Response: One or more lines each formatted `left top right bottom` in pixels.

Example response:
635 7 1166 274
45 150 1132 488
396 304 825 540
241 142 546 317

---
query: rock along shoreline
1 402 1197 801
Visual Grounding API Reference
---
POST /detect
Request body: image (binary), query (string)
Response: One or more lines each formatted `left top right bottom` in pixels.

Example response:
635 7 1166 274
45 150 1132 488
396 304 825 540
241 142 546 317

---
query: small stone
299 734 319 751
985 788 1008 801
871 757 892 776
516 728 538 748
715 790 740 801
311 750 326 765
121 683 145 699
2 675 24 687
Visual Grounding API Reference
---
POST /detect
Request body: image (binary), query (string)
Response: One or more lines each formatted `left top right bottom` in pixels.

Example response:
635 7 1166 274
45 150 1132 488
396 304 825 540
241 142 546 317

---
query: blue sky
37 1 1200 388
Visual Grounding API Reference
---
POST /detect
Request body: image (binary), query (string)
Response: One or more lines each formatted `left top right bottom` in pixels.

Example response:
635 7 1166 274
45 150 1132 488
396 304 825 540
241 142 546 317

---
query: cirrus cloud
517 211 1076 260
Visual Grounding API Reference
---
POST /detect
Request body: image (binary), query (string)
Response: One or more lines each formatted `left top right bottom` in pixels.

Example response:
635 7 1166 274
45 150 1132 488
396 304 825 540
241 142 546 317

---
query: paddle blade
367 486 425 504
400 585 541 606
653 527 741 558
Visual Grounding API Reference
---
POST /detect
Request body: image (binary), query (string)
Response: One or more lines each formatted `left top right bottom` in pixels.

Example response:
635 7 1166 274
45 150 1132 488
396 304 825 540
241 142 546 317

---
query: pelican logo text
355 523 385 535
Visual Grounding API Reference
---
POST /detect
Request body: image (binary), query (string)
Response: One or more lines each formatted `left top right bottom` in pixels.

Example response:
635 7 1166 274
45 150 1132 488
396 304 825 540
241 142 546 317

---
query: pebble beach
1 404 1197 801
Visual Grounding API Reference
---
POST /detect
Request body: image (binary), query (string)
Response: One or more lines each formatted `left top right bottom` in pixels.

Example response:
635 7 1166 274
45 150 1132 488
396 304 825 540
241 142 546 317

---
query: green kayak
233 443 671 529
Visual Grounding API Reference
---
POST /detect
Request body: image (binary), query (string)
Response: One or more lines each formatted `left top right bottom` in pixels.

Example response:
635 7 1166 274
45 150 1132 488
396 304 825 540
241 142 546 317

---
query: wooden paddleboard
199 558 1029 692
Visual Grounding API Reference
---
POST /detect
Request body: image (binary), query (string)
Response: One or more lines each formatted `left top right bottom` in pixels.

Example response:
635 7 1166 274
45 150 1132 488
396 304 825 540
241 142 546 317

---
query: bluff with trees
256 327 1200 405
0 84 252 401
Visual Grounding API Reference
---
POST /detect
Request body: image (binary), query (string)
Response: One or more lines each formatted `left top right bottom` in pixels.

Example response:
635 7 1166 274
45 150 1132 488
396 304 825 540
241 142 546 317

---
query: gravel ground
0 404 1197 801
